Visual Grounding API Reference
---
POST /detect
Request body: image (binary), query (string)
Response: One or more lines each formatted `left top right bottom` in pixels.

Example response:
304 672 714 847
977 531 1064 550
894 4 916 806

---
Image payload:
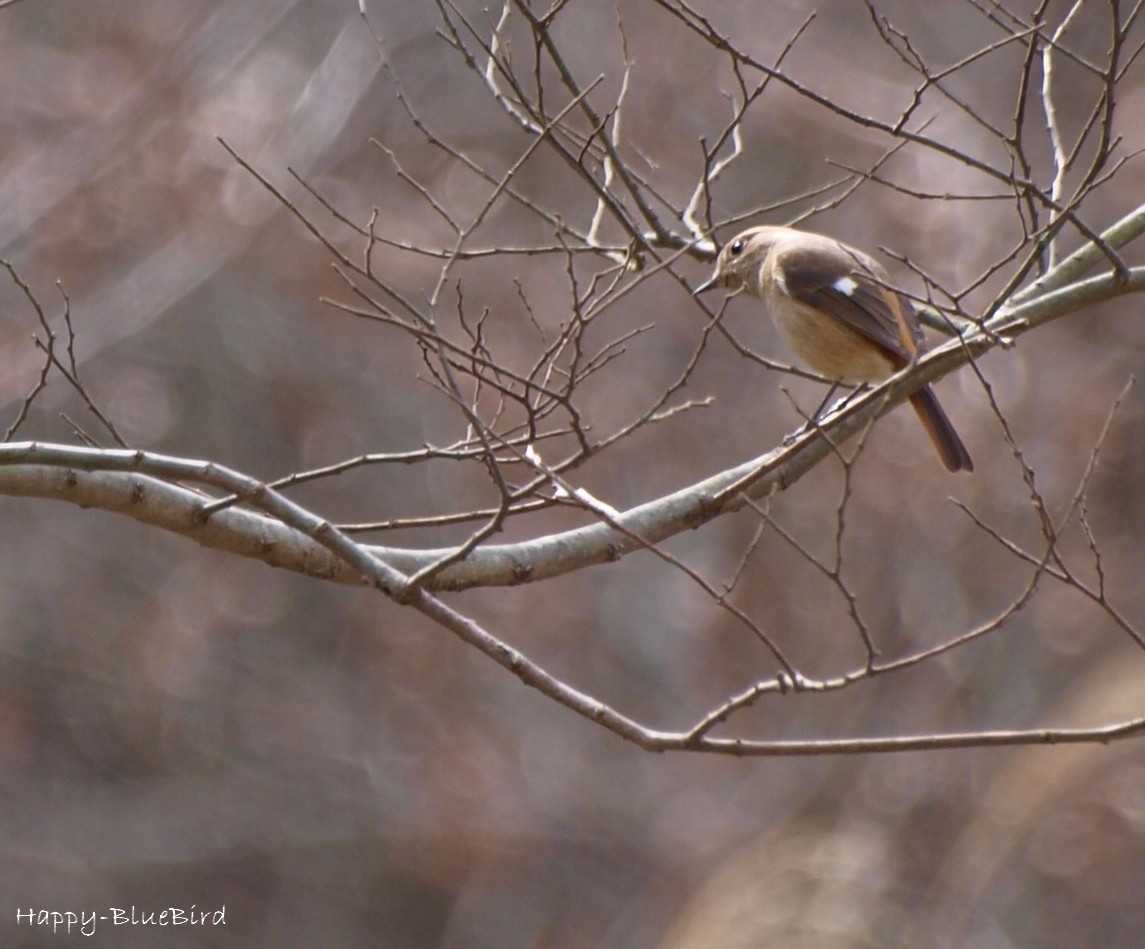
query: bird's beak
693 273 720 296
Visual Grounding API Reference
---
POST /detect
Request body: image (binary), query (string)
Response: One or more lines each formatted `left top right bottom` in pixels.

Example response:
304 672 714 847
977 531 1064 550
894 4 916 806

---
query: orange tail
909 385 973 473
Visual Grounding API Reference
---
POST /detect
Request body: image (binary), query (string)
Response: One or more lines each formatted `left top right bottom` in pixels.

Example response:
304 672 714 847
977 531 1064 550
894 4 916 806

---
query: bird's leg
824 382 868 415
782 382 867 445
782 383 837 445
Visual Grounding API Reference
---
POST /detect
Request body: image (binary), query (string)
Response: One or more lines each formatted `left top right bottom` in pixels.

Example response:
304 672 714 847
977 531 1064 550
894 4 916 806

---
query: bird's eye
729 239 745 256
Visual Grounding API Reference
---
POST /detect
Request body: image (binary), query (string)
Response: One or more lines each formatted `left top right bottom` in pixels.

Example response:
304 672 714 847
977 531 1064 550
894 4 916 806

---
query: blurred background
2 1 1144 945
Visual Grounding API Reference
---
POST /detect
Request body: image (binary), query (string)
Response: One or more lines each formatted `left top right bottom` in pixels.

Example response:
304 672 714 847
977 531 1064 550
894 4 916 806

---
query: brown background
1 1 1144 946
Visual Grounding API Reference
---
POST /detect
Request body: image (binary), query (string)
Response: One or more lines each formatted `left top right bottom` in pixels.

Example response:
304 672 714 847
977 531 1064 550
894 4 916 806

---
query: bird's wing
773 240 923 367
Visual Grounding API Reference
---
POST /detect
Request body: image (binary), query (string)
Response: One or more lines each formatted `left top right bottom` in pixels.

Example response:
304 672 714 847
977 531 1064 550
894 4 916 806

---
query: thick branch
1 266 1141 591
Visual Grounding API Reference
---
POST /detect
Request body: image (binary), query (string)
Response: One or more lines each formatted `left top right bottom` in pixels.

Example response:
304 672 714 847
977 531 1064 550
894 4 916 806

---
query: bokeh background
2 1 1145 946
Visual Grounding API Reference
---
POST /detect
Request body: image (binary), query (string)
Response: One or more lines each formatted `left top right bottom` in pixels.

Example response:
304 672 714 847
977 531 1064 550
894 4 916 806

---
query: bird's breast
766 293 896 383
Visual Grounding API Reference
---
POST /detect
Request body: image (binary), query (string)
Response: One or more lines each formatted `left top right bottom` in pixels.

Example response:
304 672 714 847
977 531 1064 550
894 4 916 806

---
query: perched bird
695 225 972 472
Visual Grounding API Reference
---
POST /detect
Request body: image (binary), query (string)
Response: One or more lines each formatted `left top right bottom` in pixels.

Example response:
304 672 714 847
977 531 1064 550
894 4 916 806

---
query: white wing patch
832 275 859 296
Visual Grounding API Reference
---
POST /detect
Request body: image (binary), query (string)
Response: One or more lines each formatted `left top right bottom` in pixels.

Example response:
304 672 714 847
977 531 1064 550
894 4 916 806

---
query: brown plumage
695 225 973 473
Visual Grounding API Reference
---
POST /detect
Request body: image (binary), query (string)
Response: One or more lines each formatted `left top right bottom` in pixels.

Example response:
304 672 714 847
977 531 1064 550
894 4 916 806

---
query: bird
694 225 973 472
